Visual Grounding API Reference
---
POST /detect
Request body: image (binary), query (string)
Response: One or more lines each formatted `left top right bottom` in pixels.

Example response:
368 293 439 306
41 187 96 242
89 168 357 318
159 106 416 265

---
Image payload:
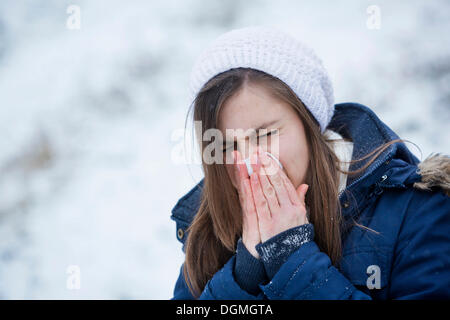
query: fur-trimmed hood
414 153 450 197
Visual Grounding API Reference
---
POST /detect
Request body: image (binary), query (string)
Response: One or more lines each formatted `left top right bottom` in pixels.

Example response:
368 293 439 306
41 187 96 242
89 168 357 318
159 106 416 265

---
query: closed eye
258 129 278 139
222 129 278 152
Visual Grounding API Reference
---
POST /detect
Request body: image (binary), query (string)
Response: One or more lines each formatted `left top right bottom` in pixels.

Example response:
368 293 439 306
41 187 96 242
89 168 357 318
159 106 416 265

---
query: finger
258 148 291 207
252 152 280 214
250 171 272 222
249 148 260 173
296 184 309 207
233 150 249 197
234 150 250 180
242 172 261 249
242 178 259 228
243 178 257 216
234 151 258 228
279 170 302 206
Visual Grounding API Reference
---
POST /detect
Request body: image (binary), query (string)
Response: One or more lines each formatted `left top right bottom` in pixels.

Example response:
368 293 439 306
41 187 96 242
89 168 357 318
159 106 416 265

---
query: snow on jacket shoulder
169 102 450 300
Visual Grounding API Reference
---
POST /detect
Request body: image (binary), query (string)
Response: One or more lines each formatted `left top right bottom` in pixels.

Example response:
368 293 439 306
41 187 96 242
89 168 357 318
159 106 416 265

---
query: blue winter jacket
170 102 450 300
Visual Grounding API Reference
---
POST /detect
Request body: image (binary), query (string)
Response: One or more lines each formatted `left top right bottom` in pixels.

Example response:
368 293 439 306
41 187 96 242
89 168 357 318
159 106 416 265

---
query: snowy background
0 0 448 299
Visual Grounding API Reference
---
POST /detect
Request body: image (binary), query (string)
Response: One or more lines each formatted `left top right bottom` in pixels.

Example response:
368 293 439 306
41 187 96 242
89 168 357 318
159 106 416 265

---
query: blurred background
0 0 448 299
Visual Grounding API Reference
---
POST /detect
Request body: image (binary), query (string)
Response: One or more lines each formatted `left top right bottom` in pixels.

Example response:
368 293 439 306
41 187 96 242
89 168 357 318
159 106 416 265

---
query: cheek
278 136 309 189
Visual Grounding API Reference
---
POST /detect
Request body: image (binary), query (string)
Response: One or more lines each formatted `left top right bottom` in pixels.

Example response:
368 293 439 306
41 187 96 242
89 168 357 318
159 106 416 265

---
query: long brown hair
183 67 405 298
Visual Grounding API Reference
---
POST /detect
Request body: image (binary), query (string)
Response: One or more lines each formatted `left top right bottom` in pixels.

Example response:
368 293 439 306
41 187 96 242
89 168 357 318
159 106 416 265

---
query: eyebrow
222 119 280 147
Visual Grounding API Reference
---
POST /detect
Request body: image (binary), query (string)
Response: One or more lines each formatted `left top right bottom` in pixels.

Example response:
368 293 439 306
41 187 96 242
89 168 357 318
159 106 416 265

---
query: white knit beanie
189 26 335 133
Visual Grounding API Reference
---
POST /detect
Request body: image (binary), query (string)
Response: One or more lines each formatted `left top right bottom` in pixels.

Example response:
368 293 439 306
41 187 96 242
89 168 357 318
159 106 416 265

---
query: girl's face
218 83 310 190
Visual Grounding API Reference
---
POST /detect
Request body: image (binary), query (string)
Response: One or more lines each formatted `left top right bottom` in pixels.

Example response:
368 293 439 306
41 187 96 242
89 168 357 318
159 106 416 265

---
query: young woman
170 26 450 300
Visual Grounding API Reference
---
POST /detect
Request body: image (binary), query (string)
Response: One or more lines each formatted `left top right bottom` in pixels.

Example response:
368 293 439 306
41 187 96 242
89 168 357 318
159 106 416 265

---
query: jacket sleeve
388 189 450 299
171 258 267 300
257 239 372 299
256 224 314 279
234 238 268 295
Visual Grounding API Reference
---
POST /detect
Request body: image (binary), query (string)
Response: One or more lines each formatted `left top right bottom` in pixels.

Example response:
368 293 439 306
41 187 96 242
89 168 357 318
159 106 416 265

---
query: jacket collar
328 102 420 187
327 102 421 221
330 103 450 234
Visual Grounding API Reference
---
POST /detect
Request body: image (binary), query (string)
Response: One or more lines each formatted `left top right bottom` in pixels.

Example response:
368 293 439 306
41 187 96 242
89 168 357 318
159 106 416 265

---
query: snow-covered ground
0 0 448 299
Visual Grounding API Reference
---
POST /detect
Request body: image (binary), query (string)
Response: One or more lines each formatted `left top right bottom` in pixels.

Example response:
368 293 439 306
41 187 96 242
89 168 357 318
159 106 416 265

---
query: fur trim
413 153 450 197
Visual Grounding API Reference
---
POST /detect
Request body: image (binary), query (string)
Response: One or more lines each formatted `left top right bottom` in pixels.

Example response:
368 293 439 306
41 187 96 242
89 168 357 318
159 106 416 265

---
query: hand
233 150 261 259
248 146 309 243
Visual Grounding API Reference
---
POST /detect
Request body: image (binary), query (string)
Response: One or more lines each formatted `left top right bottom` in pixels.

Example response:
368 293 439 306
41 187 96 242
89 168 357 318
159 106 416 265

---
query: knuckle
265 185 275 197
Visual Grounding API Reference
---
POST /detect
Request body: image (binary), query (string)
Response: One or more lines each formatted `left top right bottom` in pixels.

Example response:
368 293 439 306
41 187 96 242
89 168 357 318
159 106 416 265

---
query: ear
296 184 309 206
